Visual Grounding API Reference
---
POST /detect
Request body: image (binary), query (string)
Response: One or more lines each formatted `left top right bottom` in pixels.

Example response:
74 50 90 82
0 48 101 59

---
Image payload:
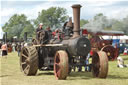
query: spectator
1 44 8 58
77 56 82 72
85 53 90 72
117 56 127 68
21 42 24 49
12 42 16 52
36 23 44 40
17 43 21 56
46 26 52 40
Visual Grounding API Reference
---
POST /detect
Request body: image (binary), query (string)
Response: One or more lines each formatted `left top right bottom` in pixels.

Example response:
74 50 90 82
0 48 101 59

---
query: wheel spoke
54 51 68 80
57 69 61 77
24 65 30 74
24 48 28 54
21 62 26 65
55 63 60 73
22 54 28 59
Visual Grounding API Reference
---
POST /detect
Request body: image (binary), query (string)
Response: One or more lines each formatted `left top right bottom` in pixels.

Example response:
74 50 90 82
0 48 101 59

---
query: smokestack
72 4 82 38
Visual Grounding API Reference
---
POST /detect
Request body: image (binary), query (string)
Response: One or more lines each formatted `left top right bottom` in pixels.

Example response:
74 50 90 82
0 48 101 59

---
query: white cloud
1 8 16 17
106 8 128 19
1 0 128 26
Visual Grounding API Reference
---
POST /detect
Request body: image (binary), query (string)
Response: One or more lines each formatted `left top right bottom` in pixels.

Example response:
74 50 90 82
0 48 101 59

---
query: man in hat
36 23 44 40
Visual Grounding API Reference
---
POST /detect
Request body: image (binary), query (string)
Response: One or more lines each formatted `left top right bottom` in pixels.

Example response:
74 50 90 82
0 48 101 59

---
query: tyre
54 50 69 80
92 51 108 78
20 46 38 76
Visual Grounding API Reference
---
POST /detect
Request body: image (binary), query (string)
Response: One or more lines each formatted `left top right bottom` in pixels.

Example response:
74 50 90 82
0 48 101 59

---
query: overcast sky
0 0 128 38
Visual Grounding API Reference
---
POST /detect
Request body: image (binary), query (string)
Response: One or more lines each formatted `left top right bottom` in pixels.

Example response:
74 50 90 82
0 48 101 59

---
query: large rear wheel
92 51 108 78
20 46 38 76
54 50 69 80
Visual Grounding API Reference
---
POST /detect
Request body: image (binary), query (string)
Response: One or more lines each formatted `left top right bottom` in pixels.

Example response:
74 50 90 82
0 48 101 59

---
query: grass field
0 52 128 85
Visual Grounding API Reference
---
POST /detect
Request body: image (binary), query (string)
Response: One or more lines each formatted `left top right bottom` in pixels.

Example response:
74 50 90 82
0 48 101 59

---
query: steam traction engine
20 4 108 80
82 30 124 60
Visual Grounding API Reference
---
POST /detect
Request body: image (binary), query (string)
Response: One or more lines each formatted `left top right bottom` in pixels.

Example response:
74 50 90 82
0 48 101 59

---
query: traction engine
20 4 108 80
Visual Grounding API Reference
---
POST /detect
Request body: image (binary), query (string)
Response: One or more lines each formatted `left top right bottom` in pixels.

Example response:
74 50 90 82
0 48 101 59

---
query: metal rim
101 45 116 60
92 51 108 78
54 50 69 80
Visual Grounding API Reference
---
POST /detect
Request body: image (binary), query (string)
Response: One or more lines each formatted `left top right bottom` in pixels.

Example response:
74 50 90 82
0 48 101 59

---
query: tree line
2 7 68 39
2 7 128 40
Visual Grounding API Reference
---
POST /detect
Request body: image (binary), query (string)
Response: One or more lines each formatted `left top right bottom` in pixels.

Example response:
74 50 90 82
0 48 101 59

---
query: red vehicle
82 29 124 60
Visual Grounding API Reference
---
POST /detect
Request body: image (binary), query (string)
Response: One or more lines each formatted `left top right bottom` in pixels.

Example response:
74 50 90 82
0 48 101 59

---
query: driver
36 23 44 40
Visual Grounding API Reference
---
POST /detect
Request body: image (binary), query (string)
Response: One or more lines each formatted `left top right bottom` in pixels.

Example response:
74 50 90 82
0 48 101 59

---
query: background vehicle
82 29 124 60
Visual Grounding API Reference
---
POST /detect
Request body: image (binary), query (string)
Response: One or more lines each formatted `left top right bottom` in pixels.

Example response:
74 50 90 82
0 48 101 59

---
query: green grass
0 52 128 85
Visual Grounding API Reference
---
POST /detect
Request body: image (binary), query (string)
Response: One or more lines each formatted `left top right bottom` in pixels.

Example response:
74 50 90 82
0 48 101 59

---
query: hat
39 23 43 25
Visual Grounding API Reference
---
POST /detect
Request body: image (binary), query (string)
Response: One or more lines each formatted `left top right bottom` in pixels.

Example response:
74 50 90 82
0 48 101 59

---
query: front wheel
54 50 69 80
92 51 108 78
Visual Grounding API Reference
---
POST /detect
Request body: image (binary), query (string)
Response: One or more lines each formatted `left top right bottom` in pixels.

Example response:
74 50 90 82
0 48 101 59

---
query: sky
0 0 128 38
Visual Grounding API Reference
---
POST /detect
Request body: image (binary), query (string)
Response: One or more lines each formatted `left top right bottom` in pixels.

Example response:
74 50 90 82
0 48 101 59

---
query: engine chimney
72 4 82 38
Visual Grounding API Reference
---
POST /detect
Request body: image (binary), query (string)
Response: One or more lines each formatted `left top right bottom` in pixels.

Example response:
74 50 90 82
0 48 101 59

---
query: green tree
80 19 88 27
2 14 34 39
34 7 68 29
20 22 35 38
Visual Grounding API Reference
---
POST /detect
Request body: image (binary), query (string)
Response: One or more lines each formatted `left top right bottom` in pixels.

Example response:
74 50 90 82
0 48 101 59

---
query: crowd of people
0 42 28 58
36 23 63 44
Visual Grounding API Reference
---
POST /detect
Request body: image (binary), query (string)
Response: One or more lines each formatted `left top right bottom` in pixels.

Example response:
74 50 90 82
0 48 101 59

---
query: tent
102 35 128 43
102 35 128 39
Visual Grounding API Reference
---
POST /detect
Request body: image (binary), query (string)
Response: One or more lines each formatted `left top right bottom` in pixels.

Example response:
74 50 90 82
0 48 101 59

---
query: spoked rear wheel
54 50 69 80
92 51 108 78
20 46 38 76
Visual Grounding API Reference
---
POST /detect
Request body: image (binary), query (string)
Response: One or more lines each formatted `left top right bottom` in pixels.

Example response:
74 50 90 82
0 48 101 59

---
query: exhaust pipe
72 4 82 38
